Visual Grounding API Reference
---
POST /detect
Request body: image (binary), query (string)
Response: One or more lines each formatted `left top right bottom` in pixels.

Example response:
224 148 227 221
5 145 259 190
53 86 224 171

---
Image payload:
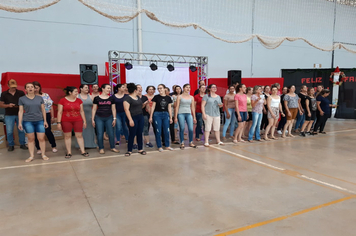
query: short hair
24 82 34 89
127 83 137 94
79 84 89 93
146 85 156 93
319 89 330 96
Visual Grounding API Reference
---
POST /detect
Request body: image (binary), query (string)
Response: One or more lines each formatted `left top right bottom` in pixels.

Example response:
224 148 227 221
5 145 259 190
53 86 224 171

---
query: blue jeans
23 120 45 134
248 112 263 141
177 113 193 143
294 112 305 130
95 115 115 149
195 112 204 139
4 115 26 146
222 108 237 137
126 114 144 152
153 111 170 148
116 112 129 141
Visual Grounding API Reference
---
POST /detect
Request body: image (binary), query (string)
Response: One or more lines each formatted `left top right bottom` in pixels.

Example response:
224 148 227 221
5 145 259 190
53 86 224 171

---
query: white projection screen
125 65 190 93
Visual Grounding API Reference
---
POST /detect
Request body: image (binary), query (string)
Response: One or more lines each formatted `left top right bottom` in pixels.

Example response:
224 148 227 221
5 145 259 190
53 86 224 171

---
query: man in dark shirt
0 79 27 151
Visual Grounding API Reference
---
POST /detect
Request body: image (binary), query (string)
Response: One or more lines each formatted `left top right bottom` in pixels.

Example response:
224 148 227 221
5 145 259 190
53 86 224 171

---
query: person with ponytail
112 84 129 145
201 84 224 146
92 84 119 154
57 86 88 158
124 83 146 156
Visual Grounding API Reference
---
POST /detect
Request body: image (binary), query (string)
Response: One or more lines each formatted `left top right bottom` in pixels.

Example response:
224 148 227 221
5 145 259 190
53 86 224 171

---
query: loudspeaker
80 64 98 85
227 70 241 86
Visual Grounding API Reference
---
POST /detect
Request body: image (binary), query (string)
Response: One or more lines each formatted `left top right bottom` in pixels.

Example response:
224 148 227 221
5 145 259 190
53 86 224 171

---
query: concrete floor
0 118 355 236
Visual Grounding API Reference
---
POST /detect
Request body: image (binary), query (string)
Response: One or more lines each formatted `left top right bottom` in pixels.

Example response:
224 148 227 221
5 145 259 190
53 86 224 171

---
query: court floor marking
235 147 356 186
214 194 356 236
210 145 356 195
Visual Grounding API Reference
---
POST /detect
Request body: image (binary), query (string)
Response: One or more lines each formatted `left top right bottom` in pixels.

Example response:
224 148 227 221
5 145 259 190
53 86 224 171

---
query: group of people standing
0 78 335 162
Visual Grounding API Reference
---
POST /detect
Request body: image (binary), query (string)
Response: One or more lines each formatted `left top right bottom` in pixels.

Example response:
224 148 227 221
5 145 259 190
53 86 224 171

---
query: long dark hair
173 85 182 95
32 81 42 95
114 84 124 94
99 84 110 92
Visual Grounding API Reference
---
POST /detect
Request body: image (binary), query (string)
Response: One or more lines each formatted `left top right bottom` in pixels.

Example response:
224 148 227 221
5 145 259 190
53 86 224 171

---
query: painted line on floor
214 194 356 236
210 145 356 195
235 147 356 186
0 147 198 171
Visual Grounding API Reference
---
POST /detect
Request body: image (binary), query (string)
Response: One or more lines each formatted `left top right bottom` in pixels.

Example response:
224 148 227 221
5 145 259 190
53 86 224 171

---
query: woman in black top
149 84 173 152
300 87 317 136
92 84 119 154
124 83 146 156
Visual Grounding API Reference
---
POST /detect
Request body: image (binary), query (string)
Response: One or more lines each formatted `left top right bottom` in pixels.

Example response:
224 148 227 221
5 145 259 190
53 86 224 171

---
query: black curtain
282 68 356 119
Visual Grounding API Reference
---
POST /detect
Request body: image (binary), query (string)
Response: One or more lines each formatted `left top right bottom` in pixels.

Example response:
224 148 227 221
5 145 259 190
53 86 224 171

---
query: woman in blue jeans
194 85 206 141
174 84 197 149
18 82 49 162
222 85 237 139
149 84 173 152
124 83 146 156
248 85 265 142
92 84 119 154
112 83 129 145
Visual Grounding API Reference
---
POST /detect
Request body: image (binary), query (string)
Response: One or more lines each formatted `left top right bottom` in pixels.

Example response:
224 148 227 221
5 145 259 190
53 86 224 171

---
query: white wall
0 0 355 82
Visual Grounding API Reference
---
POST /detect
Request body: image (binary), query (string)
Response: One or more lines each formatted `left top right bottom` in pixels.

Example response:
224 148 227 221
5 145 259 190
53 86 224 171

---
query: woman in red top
194 85 206 141
57 86 88 159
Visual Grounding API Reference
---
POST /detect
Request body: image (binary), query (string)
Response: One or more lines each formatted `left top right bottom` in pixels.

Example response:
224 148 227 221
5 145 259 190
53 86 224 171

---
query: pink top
224 94 235 109
234 93 247 112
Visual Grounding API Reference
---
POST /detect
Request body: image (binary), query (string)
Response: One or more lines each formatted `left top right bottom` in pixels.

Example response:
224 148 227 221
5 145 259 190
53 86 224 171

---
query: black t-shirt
298 92 308 110
152 95 172 112
141 96 149 116
93 96 114 117
306 96 317 112
124 95 143 117
0 89 25 115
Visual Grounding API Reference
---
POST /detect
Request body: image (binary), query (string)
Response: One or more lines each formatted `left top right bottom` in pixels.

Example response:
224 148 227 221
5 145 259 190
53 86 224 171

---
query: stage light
124 60 133 70
189 63 197 72
167 62 174 72
150 61 158 71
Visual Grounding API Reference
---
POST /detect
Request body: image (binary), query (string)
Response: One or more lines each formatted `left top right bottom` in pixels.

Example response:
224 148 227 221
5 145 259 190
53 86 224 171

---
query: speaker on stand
227 70 241 86
80 64 98 85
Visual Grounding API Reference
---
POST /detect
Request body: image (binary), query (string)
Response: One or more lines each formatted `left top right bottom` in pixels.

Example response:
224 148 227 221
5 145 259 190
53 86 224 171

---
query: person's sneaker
285 130 289 134
306 132 311 136
8 146 14 151
52 148 58 153
277 130 282 135
133 144 138 150
300 132 306 137
20 145 28 150
145 142 153 148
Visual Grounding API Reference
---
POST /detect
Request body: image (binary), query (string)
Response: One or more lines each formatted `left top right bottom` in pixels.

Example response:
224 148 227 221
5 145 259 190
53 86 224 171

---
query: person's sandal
25 157 34 163
165 147 174 151
65 154 72 159
138 150 146 155
189 143 197 148
204 143 210 147
173 141 180 145
99 149 105 154
180 144 185 150
111 148 120 153
217 142 225 146
125 152 131 156
158 148 164 152
81 152 89 157
42 155 49 161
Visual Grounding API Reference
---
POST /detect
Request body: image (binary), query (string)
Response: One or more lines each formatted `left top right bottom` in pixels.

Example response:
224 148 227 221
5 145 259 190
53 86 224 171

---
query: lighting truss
108 51 208 92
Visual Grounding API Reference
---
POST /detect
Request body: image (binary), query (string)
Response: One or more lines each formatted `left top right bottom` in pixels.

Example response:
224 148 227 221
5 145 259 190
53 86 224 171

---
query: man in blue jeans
0 79 27 151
